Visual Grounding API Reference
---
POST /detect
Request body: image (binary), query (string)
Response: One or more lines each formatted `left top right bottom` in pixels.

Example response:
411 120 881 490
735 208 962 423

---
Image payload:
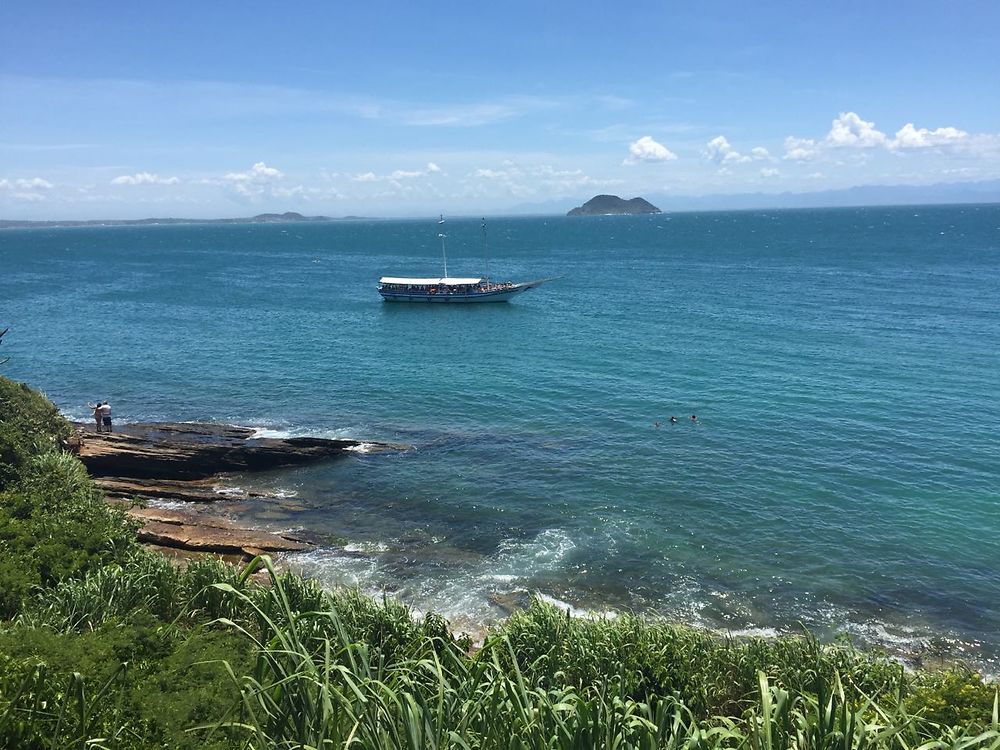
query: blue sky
2 0 998 218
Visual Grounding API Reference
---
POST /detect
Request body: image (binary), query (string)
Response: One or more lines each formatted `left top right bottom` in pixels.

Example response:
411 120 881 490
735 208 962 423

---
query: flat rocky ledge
72 421 405 559
74 421 405 479
127 506 311 557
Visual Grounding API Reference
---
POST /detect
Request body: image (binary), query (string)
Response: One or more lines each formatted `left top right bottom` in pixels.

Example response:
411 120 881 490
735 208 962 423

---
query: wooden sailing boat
377 216 550 303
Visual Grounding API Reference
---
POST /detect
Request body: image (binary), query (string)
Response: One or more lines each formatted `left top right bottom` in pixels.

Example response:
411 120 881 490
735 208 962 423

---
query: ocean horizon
4 203 999 672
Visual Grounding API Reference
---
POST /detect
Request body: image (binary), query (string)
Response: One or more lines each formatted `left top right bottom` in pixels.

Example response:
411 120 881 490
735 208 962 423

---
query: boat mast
481 218 491 288
438 214 448 279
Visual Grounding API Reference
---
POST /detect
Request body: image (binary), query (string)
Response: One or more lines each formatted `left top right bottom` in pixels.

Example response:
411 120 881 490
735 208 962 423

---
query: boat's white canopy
380 276 482 286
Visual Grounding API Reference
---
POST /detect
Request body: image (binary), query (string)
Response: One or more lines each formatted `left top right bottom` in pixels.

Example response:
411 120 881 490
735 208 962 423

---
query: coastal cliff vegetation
0 375 997 748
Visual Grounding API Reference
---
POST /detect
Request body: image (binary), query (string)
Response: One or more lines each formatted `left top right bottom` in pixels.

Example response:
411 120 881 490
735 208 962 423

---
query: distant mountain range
512 179 1000 216
0 211 371 229
567 195 662 216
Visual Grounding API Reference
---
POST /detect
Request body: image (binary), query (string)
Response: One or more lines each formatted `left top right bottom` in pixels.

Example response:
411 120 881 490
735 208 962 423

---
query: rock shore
129 506 311 557
75 421 392 479
74 422 404 559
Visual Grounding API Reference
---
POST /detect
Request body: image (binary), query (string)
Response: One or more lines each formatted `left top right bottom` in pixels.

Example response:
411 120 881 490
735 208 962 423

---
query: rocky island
567 194 662 216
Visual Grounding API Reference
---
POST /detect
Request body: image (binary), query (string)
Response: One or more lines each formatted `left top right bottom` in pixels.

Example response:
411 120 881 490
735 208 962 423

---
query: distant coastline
0 211 372 230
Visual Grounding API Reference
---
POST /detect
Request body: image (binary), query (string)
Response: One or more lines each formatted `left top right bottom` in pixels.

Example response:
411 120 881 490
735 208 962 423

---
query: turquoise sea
3 205 999 668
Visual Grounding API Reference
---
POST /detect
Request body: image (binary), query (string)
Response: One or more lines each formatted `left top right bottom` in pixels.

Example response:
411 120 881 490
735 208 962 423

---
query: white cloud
624 136 678 164
889 123 968 150
785 113 887 161
225 162 283 183
705 138 772 166
467 162 622 197
784 112 994 164
704 136 750 164
20 177 53 189
1 177 54 190
783 136 820 162
760 168 780 178
825 112 887 148
350 163 444 183
111 172 180 186
221 162 285 198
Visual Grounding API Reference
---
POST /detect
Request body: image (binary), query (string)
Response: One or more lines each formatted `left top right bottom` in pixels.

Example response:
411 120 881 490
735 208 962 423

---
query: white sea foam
280 527 587 637
284 547 382 590
401 529 592 630
148 499 198 511
250 425 370 441
535 592 618 620
485 574 519 583
842 618 934 652
213 485 246 497
494 528 576 571
343 540 390 554
345 442 376 454
250 428 294 439
724 626 782 639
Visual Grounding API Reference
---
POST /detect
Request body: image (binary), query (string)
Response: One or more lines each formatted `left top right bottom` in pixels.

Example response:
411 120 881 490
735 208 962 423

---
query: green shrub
0 376 72 492
0 620 251 749
907 668 1000 729
0 451 138 619
493 598 907 718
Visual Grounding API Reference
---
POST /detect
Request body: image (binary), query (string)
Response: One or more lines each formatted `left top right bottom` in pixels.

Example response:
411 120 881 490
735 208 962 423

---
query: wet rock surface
73 422 405 559
74 421 398 479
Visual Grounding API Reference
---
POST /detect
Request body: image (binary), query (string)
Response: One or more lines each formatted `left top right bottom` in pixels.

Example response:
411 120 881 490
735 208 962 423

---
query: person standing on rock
99 401 112 433
88 401 104 432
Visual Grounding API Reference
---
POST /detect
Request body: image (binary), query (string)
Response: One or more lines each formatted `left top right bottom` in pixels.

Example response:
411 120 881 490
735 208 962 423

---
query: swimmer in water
690 415 697 422
669 416 678 424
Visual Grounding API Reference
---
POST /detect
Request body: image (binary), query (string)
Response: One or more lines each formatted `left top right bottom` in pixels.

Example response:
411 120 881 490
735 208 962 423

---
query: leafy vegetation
0 376 72 491
0 376 137 622
0 374 997 748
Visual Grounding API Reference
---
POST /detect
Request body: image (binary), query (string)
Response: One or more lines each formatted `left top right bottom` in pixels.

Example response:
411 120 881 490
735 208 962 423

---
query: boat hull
378 281 543 303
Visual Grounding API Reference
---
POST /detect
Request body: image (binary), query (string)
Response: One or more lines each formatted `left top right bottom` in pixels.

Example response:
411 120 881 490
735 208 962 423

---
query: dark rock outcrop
567 195 661 216
76 422 401 480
